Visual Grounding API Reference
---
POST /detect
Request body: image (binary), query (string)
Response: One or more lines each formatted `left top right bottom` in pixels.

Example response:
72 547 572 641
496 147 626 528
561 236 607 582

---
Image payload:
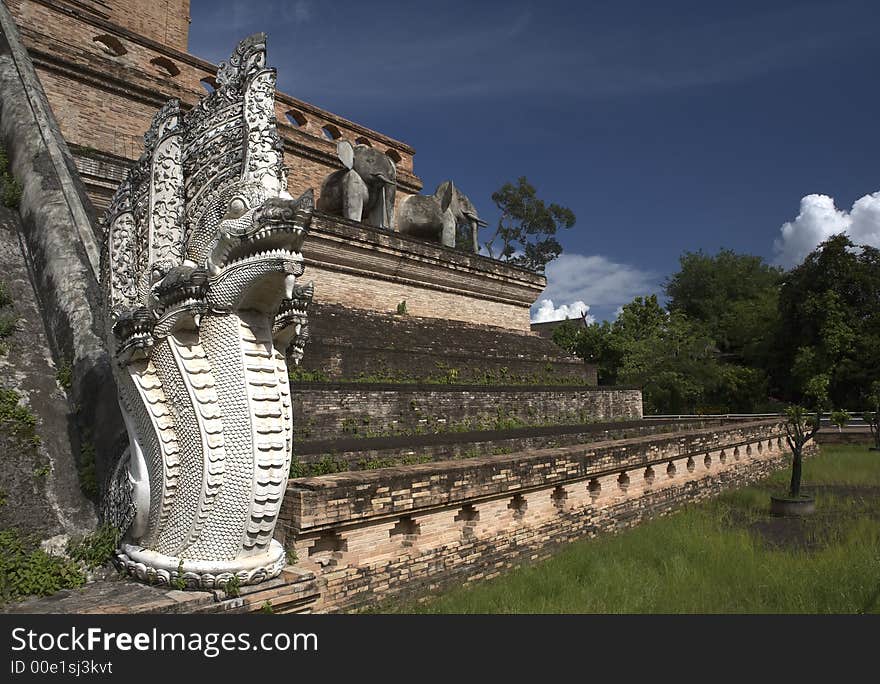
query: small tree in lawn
862 381 880 451
830 409 850 432
783 374 828 499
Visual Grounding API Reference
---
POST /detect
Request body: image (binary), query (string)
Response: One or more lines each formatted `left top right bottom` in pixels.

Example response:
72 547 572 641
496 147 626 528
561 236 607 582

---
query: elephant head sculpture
316 140 396 229
397 180 486 253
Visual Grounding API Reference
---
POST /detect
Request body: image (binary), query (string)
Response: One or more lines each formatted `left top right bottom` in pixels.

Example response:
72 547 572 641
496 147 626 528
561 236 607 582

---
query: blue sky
189 0 880 323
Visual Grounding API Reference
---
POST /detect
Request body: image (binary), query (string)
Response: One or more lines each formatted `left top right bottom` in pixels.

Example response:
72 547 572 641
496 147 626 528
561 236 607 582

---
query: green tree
783 405 820 499
615 299 721 415
484 176 575 272
552 319 621 385
775 234 880 406
665 249 782 374
555 295 723 414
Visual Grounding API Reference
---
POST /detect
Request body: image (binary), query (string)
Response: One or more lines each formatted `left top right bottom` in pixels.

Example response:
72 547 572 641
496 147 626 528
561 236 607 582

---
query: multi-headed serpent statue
100 34 313 589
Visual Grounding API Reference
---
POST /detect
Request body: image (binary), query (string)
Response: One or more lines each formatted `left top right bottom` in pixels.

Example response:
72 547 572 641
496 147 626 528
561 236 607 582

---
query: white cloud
774 191 880 268
531 253 658 322
532 299 594 324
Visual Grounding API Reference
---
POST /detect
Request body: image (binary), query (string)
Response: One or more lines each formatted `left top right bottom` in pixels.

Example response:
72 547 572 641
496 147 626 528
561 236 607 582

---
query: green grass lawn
388 445 880 614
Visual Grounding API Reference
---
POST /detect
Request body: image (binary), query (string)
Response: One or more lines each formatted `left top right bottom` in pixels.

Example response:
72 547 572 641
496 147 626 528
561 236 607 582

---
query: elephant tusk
465 213 488 227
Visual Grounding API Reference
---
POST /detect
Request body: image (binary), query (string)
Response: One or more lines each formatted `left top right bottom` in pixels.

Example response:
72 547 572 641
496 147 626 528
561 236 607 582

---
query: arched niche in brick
286 109 307 127
666 461 677 478
150 56 180 77
354 136 372 146
385 148 402 163
93 34 126 56
200 76 217 93
644 466 655 485
322 124 342 140
617 471 630 492
587 478 601 500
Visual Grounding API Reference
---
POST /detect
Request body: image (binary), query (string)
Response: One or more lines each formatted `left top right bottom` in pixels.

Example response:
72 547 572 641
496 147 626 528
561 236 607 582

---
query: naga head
101 33 313 362
99 34 313 589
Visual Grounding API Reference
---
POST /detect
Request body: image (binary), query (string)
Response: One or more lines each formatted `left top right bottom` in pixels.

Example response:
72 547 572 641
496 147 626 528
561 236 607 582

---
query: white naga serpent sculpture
100 34 313 589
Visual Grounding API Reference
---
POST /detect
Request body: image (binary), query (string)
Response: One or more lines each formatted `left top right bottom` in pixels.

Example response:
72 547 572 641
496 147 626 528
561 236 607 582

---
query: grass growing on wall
386 445 880 614
0 146 22 209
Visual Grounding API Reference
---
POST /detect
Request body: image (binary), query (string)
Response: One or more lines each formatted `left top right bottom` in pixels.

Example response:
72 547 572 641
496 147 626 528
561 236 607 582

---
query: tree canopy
774 234 880 407
484 176 575 272
553 239 879 415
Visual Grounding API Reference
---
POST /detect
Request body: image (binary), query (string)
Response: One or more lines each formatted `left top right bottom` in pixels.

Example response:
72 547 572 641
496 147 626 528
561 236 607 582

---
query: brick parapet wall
277 420 803 611
292 384 639 442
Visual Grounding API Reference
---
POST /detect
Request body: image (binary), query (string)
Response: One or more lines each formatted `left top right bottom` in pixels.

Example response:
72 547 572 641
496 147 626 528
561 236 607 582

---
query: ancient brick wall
278 420 802 612
292 384 638 442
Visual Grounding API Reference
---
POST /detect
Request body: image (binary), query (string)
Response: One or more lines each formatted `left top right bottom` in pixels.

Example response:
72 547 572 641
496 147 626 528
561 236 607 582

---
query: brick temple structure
6 0 573 343
6 0 421 213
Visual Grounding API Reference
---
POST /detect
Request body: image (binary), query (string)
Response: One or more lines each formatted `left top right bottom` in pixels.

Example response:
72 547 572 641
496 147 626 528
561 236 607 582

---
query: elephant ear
337 140 355 170
439 181 454 213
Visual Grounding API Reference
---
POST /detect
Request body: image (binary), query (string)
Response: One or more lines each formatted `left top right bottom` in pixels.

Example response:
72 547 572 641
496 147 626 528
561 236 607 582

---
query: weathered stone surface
0 204 96 538
1 568 320 614
0 1 124 487
317 140 396 229
397 180 485 252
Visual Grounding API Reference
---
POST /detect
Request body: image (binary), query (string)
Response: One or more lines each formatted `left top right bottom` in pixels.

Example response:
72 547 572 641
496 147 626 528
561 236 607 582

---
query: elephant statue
316 140 396 229
397 180 487 253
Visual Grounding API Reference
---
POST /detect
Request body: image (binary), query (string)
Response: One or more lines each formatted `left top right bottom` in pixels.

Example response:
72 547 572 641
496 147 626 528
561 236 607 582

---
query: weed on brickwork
0 529 85 604
66 525 120 570
289 452 433 478
385 446 880 614
0 387 39 446
221 574 241 598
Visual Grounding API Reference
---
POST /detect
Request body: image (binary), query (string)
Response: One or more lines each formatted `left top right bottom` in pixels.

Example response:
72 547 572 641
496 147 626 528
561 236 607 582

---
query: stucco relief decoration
99 34 314 589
